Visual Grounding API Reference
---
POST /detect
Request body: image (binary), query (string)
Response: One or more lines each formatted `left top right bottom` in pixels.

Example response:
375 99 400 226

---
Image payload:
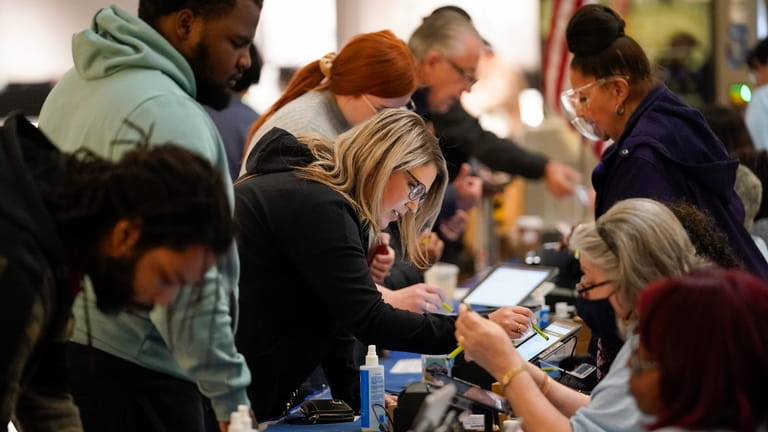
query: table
263 351 422 430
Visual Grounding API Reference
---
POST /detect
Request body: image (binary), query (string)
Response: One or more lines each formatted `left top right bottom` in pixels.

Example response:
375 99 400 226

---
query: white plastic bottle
237 404 253 430
228 412 244 432
228 407 256 432
360 345 386 432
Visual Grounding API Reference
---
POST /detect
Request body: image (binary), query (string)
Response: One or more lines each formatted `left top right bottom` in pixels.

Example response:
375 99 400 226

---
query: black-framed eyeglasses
575 279 613 298
405 98 417 111
445 58 478 87
405 170 428 203
361 94 380 114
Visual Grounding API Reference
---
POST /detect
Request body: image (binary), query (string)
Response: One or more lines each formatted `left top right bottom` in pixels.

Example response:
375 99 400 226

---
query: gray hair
734 164 762 230
570 198 704 319
408 10 482 61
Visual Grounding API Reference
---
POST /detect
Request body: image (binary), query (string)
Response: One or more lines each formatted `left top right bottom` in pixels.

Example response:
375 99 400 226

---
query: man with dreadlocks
0 113 234 431
37 0 261 430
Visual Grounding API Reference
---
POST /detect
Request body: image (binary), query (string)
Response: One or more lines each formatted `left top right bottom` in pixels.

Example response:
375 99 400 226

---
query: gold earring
615 103 625 116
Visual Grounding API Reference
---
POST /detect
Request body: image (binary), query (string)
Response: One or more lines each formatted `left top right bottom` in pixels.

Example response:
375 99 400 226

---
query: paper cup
424 262 459 301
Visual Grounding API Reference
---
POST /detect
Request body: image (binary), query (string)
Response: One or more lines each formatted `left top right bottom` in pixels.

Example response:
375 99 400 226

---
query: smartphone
568 363 597 379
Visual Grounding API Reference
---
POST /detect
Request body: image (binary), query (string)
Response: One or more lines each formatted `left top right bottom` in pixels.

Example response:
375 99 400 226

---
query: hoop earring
615 103 625 116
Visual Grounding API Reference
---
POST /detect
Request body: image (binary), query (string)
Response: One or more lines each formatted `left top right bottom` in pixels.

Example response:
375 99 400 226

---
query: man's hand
438 210 467 241
418 230 444 265
543 161 582 198
453 163 483 210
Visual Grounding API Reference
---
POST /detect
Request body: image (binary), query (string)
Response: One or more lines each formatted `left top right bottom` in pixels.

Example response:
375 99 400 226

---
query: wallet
300 399 355 424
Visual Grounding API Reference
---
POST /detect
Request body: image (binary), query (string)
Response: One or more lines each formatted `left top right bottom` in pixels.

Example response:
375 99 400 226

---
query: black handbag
300 399 355 424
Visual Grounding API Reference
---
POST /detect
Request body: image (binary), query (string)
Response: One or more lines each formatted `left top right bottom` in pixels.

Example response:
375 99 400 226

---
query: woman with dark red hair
631 268 768 431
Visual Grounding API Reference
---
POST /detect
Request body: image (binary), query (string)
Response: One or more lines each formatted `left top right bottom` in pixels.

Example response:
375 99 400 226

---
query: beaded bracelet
500 364 527 391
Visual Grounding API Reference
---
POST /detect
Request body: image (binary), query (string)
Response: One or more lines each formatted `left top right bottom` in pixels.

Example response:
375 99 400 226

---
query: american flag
543 0 591 115
543 0 607 157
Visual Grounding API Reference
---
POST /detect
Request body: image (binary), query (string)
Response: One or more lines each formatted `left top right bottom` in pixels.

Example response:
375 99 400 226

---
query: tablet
425 373 512 415
461 264 558 308
515 319 581 361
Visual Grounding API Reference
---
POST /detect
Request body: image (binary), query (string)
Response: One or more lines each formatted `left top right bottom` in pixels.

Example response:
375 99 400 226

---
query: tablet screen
426 373 511 414
515 320 581 361
517 333 561 361
462 265 555 308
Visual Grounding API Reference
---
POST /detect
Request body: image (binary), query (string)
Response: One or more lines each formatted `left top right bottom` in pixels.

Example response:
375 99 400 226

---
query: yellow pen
448 345 463 359
531 323 550 340
447 301 472 358
441 302 454 313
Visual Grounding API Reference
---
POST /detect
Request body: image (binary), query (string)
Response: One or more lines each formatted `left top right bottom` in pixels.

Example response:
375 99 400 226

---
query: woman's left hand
488 306 534 339
370 245 395 283
369 232 395 283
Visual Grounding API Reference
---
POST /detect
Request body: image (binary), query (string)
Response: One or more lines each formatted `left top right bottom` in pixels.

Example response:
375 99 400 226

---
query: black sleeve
277 193 457 354
431 104 549 180
0 240 81 430
236 182 456 354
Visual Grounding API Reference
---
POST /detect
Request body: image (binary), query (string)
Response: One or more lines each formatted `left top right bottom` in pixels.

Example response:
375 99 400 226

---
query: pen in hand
531 323 549 340
447 345 463 359
448 301 473 358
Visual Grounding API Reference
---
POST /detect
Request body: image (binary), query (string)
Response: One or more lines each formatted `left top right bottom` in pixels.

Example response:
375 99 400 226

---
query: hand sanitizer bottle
360 345 385 432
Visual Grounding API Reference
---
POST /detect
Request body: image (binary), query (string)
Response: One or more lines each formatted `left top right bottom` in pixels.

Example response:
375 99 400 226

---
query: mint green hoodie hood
38 6 249 422
74 5 195 96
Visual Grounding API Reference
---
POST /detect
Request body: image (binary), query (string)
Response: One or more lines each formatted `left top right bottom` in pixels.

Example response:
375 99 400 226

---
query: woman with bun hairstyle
562 4 766 278
561 3 768 382
242 29 417 174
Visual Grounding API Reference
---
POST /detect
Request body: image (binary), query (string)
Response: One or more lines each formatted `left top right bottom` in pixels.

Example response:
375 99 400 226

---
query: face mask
575 295 621 341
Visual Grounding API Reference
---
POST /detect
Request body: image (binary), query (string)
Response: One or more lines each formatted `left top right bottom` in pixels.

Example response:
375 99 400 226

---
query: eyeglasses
361 94 380 115
362 94 417 114
561 75 629 112
446 58 478 87
628 338 658 374
560 75 629 141
405 170 428 203
575 279 613 298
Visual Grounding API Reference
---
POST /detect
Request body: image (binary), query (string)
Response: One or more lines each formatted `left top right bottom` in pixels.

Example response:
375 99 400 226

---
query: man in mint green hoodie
38 1 261 431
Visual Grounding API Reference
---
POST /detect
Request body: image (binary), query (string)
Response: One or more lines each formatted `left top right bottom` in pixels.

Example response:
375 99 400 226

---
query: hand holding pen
453 304 525 378
452 303 548 360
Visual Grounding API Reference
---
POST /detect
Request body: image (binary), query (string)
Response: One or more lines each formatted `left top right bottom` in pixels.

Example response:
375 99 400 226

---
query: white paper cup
424 262 459 301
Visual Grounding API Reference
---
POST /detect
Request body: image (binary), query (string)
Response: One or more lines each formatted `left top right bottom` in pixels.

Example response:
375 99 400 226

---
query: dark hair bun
566 4 625 56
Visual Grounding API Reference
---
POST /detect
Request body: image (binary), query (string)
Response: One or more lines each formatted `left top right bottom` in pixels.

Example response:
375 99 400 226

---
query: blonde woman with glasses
234 110 531 420
455 198 706 432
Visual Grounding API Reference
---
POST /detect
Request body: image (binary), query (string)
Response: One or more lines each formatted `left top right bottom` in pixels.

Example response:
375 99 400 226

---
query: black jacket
234 128 457 420
0 113 81 430
413 88 549 181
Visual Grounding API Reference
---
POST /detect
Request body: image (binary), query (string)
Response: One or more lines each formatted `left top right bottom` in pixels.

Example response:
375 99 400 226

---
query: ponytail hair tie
319 52 337 79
